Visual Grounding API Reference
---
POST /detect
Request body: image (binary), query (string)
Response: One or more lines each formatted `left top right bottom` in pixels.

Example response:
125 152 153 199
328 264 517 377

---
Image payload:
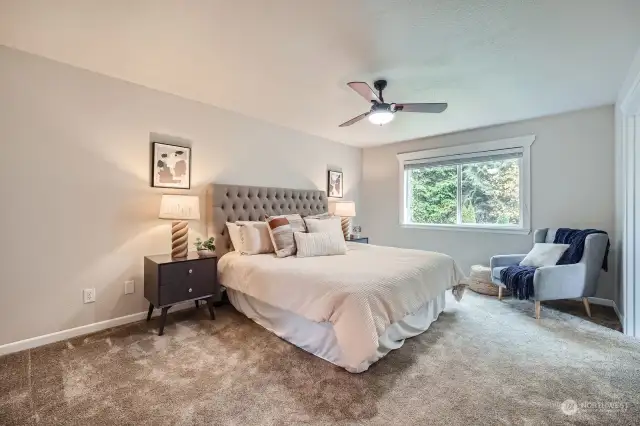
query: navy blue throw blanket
554 228 609 271
500 228 610 300
500 265 537 300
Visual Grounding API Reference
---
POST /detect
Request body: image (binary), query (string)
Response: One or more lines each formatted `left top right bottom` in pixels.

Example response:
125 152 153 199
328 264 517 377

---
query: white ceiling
1 0 639 147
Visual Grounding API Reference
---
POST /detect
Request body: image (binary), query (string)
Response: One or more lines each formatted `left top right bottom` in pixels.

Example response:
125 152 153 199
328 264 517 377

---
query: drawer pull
188 288 193 293
188 269 193 274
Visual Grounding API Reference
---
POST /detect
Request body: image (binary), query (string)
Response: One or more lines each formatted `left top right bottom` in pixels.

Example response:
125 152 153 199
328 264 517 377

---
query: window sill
400 223 531 235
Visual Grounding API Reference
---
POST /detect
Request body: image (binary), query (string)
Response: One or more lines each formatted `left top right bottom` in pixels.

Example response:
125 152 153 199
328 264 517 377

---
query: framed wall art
151 142 191 189
327 170 343 198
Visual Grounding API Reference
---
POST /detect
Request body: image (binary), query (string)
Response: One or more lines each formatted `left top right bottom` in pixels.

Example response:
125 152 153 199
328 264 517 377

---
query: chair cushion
492 266 508 280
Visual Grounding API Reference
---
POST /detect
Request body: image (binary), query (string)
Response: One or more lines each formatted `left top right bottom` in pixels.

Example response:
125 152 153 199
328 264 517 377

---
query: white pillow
235 221 275 255
294 232 347 258
226 222 243 251
304 216 343 238
519 243 570 267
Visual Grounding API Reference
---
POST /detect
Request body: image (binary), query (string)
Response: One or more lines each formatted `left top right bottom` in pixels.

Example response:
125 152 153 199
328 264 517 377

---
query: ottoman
468 264 510 297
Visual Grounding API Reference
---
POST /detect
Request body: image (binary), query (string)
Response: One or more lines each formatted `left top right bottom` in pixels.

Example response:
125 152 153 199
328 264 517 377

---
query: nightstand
144 252 220 335
348 237 369 244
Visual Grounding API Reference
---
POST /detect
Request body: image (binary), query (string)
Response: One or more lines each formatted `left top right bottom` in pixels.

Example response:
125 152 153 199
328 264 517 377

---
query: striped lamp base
171 220 189 258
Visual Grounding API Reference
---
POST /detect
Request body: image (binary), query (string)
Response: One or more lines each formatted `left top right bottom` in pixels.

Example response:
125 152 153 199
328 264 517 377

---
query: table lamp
329 201 356 240
159 194 200 258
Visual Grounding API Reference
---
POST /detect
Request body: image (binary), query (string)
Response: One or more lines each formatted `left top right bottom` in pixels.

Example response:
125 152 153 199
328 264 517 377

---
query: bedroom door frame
619 48 640 338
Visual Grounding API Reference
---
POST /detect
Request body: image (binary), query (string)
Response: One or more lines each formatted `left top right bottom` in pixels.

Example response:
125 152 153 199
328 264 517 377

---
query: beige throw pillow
226 222 243 252
294 232 347 257
235 221 274 255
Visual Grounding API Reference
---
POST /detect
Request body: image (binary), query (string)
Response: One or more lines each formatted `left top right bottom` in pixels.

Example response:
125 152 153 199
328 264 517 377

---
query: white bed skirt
227 289 446 373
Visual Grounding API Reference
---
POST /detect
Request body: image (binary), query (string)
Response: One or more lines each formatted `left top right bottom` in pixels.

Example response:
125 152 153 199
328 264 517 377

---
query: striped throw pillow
275 214 307 233
266 216 296 258
294 231 347 258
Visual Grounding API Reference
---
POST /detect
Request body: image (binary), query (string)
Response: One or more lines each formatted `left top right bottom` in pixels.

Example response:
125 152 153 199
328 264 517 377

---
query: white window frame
397 135 535 234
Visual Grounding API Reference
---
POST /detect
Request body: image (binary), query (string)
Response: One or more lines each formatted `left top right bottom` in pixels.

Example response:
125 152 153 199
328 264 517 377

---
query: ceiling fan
339 79 447 127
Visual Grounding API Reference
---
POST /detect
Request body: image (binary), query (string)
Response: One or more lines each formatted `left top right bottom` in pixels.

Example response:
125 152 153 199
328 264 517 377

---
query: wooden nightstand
144 252 220 335
348 237 369 244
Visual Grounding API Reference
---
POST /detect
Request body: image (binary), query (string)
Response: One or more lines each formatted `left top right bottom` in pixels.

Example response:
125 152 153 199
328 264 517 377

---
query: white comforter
218 243 465 372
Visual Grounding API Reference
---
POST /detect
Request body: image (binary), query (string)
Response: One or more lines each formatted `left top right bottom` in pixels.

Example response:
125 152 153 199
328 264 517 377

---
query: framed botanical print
327 170 343 198
151 142 191 189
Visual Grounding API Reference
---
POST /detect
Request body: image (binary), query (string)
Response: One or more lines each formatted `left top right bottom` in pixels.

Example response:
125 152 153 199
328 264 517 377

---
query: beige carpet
1 292 639 425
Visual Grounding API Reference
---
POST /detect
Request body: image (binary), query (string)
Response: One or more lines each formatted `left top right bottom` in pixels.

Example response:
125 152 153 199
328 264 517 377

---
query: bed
208 184 465 373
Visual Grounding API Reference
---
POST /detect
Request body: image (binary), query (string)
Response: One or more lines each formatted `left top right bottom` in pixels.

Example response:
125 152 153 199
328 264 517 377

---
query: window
397 135 534 234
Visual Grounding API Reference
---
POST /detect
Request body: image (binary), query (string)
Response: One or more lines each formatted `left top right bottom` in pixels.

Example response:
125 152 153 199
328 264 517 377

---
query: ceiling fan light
368 111 394 125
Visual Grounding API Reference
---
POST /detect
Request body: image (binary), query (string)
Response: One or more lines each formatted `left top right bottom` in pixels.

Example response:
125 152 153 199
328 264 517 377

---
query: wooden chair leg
498 286 503 301
582 297 592 318
535 301 541 319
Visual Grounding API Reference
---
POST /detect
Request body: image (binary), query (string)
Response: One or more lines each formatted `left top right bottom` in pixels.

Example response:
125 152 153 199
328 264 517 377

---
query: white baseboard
0 302 195 357
588 297 624 327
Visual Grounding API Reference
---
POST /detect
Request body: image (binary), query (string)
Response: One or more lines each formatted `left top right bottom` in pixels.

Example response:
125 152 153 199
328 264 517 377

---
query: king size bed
208 184 465 373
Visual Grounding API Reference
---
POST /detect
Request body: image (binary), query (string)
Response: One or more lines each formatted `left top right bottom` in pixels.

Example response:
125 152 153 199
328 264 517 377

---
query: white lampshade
329 201 356 217
159 195 200 220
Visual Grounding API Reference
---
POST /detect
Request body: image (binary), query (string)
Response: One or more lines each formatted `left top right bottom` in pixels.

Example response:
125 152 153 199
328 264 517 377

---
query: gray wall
0 47 362 346
360 106 616 301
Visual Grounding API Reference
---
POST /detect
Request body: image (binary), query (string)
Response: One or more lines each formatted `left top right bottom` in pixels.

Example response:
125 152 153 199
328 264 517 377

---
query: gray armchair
490 228 609 319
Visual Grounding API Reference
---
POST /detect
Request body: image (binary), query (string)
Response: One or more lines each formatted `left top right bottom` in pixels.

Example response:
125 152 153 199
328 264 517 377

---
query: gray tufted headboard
207 184 328 257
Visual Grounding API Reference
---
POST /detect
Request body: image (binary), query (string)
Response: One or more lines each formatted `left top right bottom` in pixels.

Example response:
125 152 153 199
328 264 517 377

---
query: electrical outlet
124 280 135 295
83 288 96 304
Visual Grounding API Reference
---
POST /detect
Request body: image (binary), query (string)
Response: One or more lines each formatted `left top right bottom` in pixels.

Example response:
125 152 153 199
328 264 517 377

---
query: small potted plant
194 237 215 257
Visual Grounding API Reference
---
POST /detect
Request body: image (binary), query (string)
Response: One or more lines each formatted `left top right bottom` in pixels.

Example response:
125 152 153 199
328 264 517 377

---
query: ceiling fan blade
339 112 370 127
347 82 380 103
396 103 448 113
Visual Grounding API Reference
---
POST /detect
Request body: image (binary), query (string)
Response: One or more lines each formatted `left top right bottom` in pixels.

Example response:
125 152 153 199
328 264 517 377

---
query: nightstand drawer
159 258 215 286
159 279 212 306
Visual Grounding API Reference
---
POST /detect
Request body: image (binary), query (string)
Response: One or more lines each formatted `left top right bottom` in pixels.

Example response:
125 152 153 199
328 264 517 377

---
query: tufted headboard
207 184 328 257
